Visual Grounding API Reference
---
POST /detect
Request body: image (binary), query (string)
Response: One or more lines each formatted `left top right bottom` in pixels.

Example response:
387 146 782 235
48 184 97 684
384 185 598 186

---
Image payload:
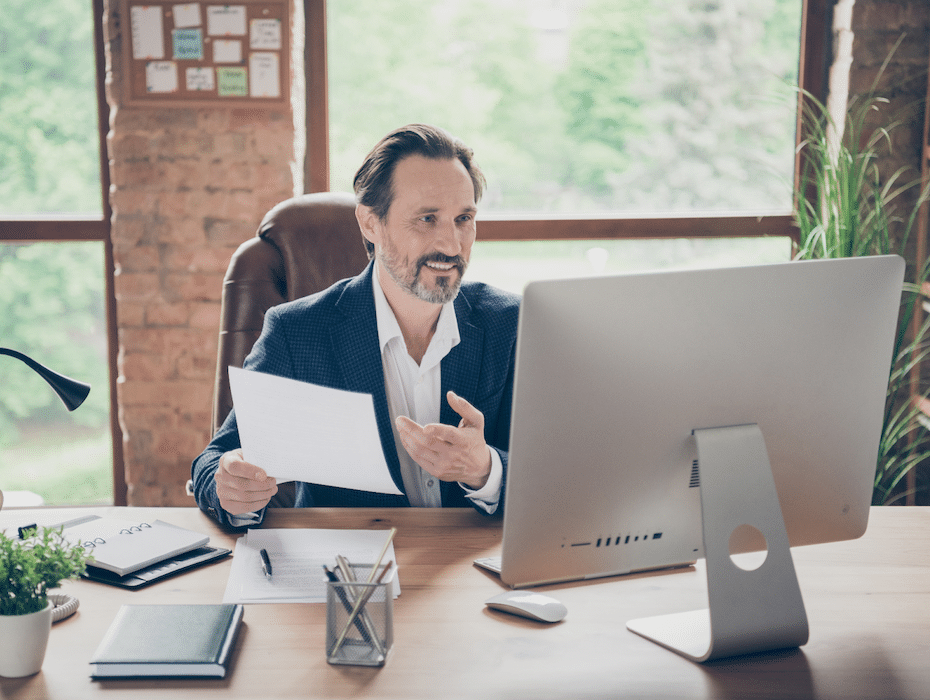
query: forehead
389 155 475 214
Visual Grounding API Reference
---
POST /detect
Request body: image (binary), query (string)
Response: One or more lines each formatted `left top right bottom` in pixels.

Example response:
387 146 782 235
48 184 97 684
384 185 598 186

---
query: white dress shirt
372 262 503 512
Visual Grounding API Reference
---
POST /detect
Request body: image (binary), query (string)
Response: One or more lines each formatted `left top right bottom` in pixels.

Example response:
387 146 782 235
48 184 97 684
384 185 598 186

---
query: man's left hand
395 390 492 490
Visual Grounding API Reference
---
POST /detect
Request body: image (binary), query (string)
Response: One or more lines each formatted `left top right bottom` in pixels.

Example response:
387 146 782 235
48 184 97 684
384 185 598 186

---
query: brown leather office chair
209 191 369 505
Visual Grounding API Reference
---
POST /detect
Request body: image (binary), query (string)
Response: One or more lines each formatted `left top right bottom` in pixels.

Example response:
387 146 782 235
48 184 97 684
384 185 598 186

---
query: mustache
416 253 467 270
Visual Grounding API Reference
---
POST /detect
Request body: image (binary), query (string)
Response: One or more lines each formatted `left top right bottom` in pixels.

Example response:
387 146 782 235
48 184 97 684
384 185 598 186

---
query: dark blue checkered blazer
191 261 520 528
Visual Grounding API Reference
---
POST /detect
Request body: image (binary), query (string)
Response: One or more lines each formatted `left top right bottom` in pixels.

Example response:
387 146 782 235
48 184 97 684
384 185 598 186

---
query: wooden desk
1 506 928 700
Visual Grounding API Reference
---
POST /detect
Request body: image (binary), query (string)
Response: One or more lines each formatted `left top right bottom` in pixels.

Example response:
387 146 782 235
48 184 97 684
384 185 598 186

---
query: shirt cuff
227 511 262 528
460 447 503 514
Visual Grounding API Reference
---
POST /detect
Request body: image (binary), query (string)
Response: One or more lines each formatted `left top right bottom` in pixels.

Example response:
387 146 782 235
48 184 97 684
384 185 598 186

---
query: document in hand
228 366 402 495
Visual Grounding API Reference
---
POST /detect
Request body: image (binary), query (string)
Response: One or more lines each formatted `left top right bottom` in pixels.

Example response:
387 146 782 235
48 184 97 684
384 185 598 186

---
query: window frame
303 0 830 244
0 0 126 505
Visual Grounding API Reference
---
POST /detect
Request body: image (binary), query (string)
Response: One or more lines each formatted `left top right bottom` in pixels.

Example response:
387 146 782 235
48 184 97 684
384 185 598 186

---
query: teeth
427 262 454 270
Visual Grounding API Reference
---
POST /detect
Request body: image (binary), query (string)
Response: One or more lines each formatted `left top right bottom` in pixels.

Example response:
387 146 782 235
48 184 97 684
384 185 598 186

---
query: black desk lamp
0 347 91 411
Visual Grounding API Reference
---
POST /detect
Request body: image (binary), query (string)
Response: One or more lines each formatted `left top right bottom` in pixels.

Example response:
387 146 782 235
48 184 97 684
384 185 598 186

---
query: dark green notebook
90 604 244 679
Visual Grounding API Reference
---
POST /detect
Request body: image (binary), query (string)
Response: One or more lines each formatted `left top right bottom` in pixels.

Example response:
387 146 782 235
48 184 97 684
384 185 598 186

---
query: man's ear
356 204 380 249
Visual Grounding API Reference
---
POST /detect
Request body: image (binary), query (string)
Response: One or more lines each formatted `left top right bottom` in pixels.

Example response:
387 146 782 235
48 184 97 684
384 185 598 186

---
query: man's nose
433 218 462 255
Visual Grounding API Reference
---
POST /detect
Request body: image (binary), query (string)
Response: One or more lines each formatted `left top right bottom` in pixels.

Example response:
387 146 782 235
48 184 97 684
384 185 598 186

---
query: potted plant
0 526 91 677
793 45 930 504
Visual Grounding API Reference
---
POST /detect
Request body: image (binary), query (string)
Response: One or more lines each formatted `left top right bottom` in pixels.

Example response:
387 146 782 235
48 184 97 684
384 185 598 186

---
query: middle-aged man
190 123 521 529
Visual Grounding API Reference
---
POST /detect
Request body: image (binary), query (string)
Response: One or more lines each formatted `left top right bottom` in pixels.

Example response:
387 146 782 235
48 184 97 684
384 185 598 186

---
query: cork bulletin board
121 1 290 108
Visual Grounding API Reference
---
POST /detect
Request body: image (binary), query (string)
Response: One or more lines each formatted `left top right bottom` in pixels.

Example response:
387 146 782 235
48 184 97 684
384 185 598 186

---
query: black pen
260 548 273 577
323 565 372 644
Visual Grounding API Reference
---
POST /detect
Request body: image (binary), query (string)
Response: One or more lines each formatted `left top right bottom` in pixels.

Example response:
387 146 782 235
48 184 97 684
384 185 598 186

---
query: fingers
395 394 492 489
446 390 484 429
214 449 278 515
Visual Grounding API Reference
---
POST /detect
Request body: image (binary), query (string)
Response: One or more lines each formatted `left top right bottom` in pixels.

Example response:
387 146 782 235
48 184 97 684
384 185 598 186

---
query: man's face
369 155 477 305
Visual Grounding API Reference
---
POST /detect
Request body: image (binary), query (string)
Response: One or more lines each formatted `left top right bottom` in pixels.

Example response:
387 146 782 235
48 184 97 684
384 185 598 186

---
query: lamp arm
0 347 91 411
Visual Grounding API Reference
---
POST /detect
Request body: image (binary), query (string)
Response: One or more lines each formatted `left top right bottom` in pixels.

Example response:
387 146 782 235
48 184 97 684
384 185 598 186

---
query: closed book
90 604 244 678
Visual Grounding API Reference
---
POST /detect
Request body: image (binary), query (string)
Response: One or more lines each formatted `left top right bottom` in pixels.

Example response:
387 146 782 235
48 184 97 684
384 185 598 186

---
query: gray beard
379 251 466 305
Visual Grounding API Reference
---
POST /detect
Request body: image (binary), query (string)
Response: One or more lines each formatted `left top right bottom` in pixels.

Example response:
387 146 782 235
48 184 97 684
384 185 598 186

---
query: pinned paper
217 66 248 96
172 3 201 28
172 28 203 59
249 52 279 98
186 67 215 91
131 6 165 60
213 39 242 63
250 18 281 50
207 5 246 35
145 61 178 93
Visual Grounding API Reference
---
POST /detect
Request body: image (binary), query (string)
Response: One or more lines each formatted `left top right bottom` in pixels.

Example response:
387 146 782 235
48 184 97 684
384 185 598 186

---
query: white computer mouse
484 591 567 623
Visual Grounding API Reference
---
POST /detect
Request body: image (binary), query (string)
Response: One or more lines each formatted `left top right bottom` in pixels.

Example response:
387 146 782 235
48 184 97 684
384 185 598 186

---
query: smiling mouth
419 255 465 275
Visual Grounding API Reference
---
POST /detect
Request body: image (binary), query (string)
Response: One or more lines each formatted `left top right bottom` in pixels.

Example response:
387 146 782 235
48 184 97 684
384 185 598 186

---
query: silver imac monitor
497 254 905 661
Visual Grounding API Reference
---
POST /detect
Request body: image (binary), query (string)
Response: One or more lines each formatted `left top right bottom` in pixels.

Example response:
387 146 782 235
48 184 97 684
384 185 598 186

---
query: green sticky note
217 67 248 97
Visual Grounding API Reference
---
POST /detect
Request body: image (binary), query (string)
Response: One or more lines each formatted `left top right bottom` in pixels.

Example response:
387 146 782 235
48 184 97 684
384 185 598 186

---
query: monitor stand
626 423 809 662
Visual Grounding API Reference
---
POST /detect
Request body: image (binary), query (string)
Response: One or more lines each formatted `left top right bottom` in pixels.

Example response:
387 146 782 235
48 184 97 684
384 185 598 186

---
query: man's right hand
214 448 278 515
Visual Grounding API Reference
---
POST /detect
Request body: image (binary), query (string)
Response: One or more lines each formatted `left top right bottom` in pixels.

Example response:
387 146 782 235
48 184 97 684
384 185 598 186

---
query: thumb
447 390 484 429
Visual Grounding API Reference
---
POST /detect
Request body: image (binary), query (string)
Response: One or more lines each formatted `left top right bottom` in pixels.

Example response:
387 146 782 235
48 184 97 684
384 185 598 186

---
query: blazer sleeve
190 306 295 529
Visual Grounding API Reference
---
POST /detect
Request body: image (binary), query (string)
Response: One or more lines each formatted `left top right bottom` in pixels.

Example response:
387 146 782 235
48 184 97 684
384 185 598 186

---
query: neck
376 261 443 364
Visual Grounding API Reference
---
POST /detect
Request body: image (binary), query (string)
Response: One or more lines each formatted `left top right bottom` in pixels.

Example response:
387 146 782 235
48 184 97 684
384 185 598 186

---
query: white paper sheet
173 3 201 28
145 61 178 93
207 5 246 36
248 52 279 97
212 39 242 63
228 366 402 495
222 528 400 604
186 66 214 91
131 6 165 59
250 18 282 49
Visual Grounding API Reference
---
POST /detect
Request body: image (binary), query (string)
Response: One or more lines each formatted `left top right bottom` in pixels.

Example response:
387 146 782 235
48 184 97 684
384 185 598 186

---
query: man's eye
420 215 435 223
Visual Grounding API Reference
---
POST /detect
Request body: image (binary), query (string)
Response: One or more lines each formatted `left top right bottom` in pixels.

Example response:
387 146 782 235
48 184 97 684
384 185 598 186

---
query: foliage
793 61 930 505
0 242 110 445
327 0 802 214
0 0 102 214
0 526 90 616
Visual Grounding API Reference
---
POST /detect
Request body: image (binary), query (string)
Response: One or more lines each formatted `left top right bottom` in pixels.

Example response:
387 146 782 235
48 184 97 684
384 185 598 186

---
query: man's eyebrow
411 205 477 216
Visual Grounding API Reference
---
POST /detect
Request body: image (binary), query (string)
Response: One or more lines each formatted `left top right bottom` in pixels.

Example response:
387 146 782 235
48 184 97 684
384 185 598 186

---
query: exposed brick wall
102 1 296 505
851 0 930 258
852 0 930 505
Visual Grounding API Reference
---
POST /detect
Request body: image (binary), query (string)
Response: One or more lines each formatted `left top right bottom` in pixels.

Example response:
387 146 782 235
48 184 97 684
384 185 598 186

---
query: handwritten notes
207 5 247 36
146 61 178 93
124 1 286 105
249 52 279 97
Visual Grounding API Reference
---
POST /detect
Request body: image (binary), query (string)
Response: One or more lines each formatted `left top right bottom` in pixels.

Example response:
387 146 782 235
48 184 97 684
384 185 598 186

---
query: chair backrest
212 191 369 434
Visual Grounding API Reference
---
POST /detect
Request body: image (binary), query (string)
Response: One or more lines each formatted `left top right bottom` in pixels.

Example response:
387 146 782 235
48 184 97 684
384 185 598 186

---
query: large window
321 0 811 288
0 0 117 505
328 0 801 216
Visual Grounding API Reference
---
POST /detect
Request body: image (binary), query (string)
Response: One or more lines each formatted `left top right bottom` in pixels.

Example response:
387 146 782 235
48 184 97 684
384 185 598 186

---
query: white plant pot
0 602 53 678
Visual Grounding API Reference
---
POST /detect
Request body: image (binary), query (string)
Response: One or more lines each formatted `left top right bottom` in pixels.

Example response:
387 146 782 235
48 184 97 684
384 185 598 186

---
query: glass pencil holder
325 563 395 667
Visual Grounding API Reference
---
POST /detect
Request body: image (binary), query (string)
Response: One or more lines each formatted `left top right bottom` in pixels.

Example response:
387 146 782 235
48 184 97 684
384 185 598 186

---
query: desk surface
0 506 928 700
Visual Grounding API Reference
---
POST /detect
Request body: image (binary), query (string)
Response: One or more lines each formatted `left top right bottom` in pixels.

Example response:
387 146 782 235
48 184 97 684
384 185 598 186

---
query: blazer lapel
330 263 407 496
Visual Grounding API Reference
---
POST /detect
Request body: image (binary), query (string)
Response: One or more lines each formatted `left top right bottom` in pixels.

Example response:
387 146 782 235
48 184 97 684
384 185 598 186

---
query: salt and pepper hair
353 124 486 259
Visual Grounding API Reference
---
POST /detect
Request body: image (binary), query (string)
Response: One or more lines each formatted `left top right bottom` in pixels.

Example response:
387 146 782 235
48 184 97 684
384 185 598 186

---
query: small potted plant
0 526 91 677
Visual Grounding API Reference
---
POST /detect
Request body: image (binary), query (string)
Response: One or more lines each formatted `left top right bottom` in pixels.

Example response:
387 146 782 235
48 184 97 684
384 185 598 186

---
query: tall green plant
793 63 930 505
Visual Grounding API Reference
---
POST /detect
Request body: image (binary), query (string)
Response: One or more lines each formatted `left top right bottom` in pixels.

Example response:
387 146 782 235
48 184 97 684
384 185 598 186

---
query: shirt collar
372 261 460 359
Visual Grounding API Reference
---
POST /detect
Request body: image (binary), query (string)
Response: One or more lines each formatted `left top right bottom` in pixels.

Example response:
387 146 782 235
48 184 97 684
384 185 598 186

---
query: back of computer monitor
500 255 905 589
